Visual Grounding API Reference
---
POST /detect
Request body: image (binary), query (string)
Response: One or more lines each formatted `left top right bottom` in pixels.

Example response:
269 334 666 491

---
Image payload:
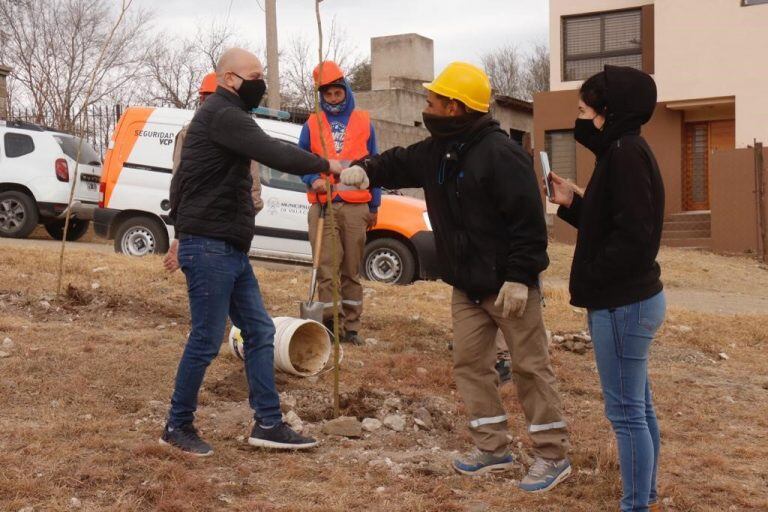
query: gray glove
494 282 529 318
339 165 370 190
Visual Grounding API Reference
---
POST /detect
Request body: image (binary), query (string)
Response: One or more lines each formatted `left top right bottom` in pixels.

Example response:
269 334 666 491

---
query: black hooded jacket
356 114 549 301
170 87 329 252
558 66 665 309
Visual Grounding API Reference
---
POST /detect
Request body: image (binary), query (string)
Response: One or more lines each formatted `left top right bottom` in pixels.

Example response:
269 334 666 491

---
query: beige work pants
451 287 570 459
308 202 369 332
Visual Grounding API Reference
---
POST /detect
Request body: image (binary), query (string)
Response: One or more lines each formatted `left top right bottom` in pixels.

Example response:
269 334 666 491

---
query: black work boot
495 358 512 383
343 330 365 346
159 423 214 457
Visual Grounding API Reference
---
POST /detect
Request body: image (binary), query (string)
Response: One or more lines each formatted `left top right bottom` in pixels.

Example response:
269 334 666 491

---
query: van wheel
363 238 416 285
114 216 169 256
0 191 39 239
44 218 90 241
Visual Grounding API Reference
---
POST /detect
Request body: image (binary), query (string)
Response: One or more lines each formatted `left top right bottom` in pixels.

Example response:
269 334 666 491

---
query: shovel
300 198 328 322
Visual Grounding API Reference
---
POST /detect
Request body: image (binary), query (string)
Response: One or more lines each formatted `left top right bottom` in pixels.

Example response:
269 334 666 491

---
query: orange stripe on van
101 107 154 207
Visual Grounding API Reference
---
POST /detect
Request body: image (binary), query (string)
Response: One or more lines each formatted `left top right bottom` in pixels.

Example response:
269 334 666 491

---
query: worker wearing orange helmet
299 60 380 346
337 62 571 489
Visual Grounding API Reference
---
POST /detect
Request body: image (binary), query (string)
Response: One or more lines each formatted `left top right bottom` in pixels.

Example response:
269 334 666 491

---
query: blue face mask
323 96 348 115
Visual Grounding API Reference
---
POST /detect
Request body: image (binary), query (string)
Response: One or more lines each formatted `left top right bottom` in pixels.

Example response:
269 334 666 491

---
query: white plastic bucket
229 317 332 377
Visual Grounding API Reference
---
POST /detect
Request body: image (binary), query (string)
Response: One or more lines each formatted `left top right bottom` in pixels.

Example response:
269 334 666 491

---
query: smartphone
539 151 554 200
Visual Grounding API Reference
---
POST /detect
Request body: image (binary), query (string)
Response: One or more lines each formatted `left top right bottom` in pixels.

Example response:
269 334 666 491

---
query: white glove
340 165 370 190
494 282 529 318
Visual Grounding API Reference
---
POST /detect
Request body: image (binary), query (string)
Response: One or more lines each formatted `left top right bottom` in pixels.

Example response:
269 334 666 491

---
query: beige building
536 0 768 253
0 65 11 120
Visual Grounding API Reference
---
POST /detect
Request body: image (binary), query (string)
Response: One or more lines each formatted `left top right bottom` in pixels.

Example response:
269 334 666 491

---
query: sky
131 0 550 71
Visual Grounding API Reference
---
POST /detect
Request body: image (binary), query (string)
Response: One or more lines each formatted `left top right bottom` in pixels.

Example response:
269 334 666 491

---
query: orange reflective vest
307 110 372 204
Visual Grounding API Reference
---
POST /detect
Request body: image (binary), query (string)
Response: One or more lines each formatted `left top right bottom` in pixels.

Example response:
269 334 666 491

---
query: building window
509 128 525 145
562 7 652 81
544 130 576 182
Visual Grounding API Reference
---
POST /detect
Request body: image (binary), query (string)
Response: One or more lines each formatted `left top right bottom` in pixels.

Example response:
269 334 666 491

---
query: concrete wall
0 65 10 121
491 103 533 138
710 148 767 254
549 0 768 147
371 34 434 91
356 88 427 127
371 118 428 153
533 88 683 242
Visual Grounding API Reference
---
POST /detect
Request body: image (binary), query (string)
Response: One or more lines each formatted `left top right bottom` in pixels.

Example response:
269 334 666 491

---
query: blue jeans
588 291 665 512
167 236 282 428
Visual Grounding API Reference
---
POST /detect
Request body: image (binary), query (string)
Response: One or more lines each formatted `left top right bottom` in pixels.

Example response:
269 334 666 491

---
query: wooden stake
56 0 134 296
755 141 766 263
314 0 342 418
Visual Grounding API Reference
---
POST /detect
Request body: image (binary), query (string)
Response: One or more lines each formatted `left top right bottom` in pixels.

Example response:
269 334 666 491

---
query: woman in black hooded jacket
548 66 665 512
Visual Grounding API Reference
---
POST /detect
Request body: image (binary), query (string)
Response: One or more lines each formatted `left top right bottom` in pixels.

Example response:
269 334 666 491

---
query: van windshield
52 135 102 165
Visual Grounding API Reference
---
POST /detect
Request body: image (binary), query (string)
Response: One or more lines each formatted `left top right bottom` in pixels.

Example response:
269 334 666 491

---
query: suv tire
363 238 417 285
44 218 91 241
0 191 39 239
114 215 169 256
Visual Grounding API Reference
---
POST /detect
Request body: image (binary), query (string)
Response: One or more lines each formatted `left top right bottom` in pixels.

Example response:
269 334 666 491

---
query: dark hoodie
558 65 665 310
356 114 549 300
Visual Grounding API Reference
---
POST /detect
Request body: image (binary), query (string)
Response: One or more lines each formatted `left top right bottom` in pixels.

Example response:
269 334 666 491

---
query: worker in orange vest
300 61 380 345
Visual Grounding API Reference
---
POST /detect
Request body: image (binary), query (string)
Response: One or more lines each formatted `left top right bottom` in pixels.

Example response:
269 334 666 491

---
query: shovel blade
299 301 324 323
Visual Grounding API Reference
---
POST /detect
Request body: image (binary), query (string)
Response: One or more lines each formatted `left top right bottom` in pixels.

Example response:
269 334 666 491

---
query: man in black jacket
339 62 571 492
162 48 341 456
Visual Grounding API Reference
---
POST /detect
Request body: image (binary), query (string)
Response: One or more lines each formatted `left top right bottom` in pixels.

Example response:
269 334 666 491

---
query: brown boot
649 502 661 512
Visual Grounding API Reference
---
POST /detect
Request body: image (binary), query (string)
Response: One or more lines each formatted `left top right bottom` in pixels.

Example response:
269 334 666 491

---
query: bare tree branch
521 43 550 100
280 17 361 110
0 0 150 131
481 44 524 98
482 42 550 101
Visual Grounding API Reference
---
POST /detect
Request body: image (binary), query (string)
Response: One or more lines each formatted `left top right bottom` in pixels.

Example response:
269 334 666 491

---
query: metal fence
8 104 124 158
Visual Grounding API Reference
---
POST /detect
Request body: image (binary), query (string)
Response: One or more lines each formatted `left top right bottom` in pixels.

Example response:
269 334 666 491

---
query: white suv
0 120 102 240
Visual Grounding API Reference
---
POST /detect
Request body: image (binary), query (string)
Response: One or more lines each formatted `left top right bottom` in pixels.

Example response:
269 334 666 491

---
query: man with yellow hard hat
337 62 572 492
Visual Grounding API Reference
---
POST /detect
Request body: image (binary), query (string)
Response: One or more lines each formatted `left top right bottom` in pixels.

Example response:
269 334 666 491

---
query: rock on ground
322 416 362 438
383 414 406 432
362 418 382 432
412 407 434 430
284 410 303 431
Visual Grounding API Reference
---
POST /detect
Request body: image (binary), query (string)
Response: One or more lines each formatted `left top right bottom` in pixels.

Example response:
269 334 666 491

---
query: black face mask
233 73 266 110
574 117 604 155
422 112 482 139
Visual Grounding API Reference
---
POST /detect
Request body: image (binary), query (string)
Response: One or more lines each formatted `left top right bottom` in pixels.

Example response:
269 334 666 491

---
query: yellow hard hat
423 61 492 113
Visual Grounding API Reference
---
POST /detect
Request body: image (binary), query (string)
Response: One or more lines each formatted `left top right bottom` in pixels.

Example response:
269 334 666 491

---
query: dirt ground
1 243 767 511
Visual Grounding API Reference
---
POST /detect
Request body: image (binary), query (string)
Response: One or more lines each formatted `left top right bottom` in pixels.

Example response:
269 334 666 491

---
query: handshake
328 160 370 190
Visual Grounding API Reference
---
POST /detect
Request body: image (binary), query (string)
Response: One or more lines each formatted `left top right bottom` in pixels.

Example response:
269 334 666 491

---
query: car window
52 135 102 165
259 163 307 193
4 133 35 158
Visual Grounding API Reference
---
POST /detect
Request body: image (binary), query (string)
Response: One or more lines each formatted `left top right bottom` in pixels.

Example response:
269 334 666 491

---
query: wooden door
682 120 735 211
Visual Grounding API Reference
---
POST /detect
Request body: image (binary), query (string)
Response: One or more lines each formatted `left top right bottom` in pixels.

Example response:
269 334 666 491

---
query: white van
0 120 102 240
94 107 438 284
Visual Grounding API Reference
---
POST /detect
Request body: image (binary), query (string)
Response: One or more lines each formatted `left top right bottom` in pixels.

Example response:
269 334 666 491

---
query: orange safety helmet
199 72 218 95
312 61 345 88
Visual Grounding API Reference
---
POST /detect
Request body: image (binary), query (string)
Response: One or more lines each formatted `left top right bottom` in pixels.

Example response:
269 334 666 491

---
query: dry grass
1 245 767 511
546 242 768 296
